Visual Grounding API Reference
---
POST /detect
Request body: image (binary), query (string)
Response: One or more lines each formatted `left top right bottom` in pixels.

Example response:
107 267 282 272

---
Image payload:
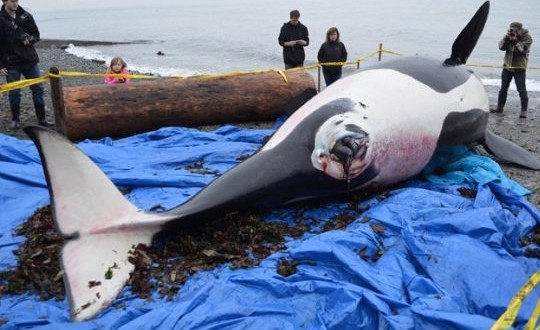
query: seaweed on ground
0 207 65 300
0 194 367 302
3 185 535 304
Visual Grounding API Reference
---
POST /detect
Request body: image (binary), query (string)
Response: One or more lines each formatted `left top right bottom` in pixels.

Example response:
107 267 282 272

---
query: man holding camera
491 22 533 118
0 0 51 129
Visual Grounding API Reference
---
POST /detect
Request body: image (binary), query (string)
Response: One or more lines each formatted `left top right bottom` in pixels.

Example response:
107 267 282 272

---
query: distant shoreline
36 38 132 49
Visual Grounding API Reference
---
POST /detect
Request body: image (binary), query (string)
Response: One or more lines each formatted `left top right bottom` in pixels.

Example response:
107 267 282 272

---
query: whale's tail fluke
444 1 490 66
24 126 173 321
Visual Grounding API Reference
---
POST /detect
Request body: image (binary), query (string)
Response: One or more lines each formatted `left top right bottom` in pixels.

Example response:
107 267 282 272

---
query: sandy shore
1 39 539 207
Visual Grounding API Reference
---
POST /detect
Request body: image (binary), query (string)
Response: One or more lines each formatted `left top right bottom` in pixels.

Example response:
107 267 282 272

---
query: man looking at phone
278 9 309 70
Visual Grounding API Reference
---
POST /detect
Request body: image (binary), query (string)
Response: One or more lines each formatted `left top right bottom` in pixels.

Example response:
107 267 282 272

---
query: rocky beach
0 39 109 136
1 40 539 207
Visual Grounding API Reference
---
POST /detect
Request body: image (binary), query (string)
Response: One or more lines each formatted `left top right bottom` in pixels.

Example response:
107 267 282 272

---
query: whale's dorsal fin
444 1 490 66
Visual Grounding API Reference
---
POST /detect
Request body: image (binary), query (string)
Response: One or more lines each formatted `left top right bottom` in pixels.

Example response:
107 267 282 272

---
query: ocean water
23 0 540 91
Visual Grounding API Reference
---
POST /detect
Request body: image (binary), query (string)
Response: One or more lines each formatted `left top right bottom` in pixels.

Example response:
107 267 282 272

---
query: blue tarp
0 121 539 329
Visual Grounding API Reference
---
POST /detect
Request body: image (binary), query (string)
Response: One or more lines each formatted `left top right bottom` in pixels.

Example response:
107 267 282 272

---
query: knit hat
510 22 523 30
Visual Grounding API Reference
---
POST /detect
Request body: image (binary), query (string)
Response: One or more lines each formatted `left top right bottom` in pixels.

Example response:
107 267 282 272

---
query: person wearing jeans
0 0 52 129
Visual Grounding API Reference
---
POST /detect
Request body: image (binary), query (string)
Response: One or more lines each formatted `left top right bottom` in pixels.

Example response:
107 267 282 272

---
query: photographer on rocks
491 22 533 118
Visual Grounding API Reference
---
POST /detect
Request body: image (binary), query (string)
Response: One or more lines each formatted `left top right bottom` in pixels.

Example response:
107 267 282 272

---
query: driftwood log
49 68 317 141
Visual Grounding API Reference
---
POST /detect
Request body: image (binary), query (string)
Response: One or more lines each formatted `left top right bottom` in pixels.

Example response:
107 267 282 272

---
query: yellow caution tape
467 63 539 71
525 297 540 330
490 271 540 330
380 49 403 56
318 61 349 68
0 46 538 94
0 75 49 92
0 47 405 94
60 71 156 79
274 70 288 83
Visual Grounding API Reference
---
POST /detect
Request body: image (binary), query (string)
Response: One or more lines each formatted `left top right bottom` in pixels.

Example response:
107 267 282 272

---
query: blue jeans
6 63 45 121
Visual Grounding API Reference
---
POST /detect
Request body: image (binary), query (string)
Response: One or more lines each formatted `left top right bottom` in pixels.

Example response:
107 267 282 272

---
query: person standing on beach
0 0 51 129
491 22 533 118
104 56 130 84
278 9 309 69
317 27 348 87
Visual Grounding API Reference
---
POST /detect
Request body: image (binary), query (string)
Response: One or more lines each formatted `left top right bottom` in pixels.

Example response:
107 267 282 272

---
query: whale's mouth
317 127 370 182
330 131 370 181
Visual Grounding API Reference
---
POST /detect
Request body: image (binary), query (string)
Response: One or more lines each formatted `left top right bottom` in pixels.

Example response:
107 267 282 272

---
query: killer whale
23 1 540 321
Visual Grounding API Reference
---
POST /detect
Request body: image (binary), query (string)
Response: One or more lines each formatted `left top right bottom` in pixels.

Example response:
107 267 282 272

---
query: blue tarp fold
0 123 538 329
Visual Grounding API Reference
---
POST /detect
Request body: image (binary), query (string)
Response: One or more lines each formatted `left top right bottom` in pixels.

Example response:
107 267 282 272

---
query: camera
508 29 516 38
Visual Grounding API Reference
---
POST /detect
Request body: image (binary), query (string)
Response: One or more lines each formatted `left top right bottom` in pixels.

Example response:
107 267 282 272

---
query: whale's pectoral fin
444 1 489 66
483 129 540 170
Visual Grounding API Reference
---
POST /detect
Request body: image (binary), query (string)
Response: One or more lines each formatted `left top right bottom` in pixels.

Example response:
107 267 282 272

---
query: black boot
35 104 54 127
10 105 20 121
519 92 529 118
10 106 20 129
491 90 507 113
519 91 529 111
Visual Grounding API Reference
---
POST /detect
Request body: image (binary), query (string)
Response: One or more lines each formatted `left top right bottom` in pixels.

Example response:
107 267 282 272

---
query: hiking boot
10 120 20 130
38 119 54 127
490 107 503 113
519 111 527 118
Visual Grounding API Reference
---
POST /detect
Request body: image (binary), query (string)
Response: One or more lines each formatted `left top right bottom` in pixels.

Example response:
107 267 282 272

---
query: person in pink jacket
104 56 130 84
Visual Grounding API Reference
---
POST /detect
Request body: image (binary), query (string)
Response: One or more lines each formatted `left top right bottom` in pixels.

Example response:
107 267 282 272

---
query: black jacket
317 41 347 75
0 4 40 69
278 22 309 66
